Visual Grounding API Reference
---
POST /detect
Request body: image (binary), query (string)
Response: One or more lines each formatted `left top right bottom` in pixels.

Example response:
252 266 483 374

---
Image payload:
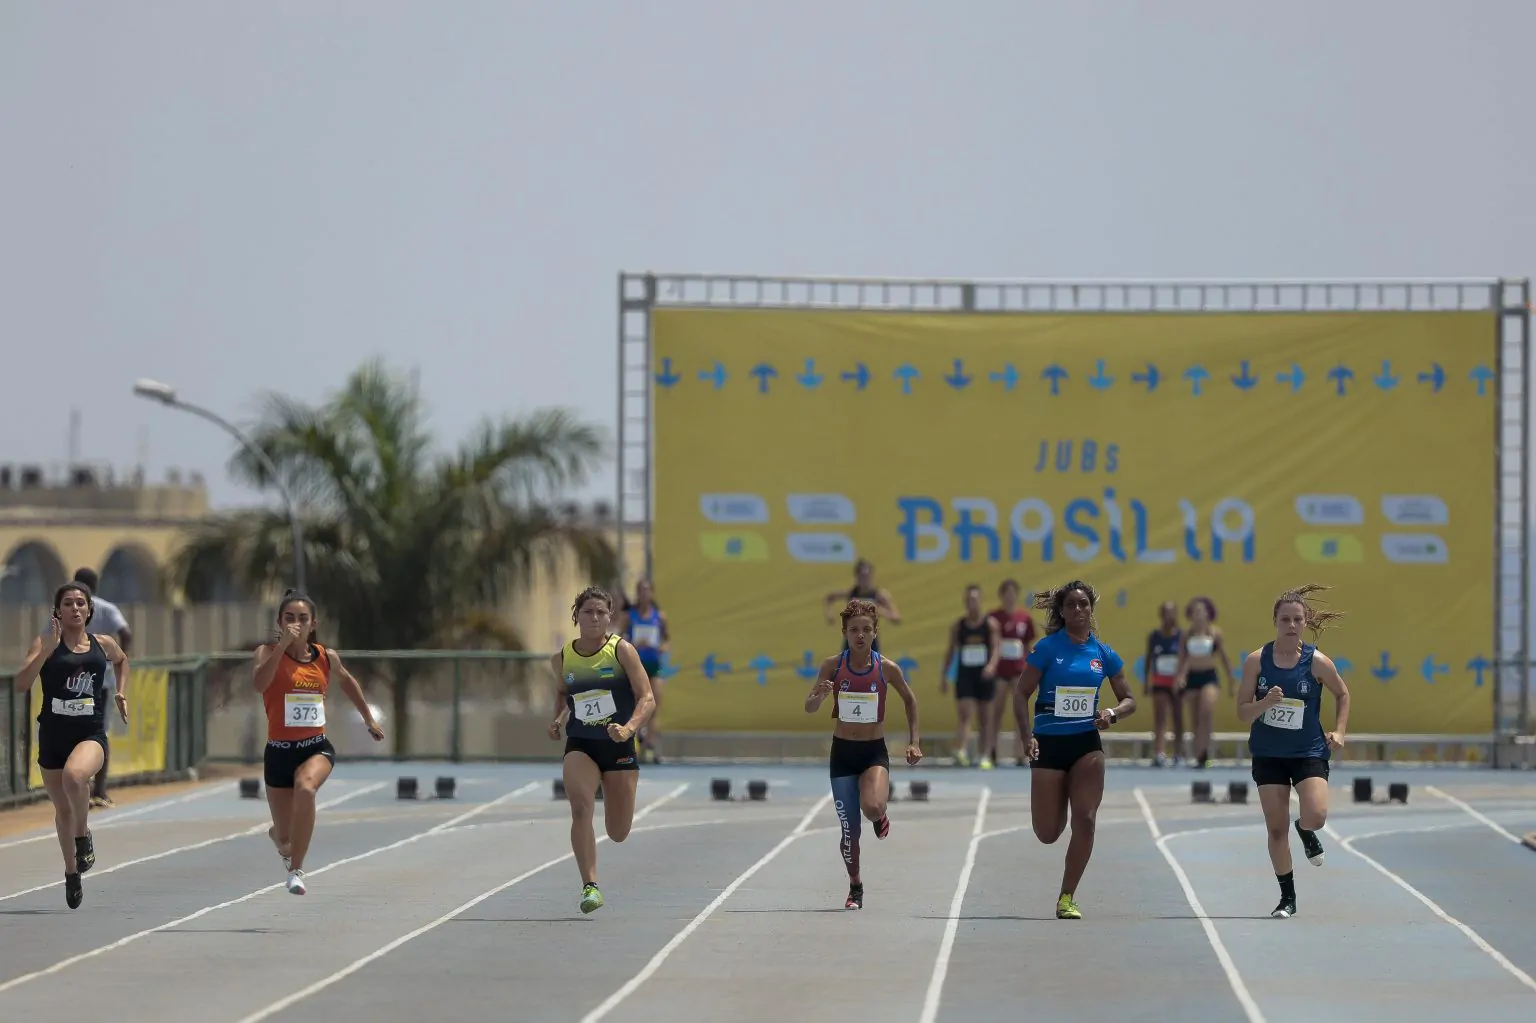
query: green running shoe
1056 893 1082 920
580 883 604 914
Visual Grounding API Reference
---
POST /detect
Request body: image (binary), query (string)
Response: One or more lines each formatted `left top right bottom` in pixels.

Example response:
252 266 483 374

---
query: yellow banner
30 668 169 788
651 308 1498 736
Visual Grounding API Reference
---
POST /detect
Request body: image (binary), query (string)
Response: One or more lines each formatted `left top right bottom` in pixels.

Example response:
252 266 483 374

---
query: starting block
1352 777 1409 805
1387 782 1408 804
1191 780 1213 803
553 778 566 800
1353 777 1373 803
1228 781 1248 805
909 780 930 802
710 778 731 801
1189 780 1247 804
747 780 768 801
435 777 456 799
397 777 419 800
238 778 261 799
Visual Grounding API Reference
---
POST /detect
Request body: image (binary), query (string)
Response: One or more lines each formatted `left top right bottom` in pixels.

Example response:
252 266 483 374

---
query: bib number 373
1055 686 1096 719
284 693 326 728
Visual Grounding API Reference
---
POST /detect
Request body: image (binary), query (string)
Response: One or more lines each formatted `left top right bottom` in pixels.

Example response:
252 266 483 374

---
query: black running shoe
1271 895 1296 919
75 832 95 874
1295 821 1325 866
65 872 83 909
845 883 864 910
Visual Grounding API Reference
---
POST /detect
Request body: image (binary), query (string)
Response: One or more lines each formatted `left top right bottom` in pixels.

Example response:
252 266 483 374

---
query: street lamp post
133 379 306 593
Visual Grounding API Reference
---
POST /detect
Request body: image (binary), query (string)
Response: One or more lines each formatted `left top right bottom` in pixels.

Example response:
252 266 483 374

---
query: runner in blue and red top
803 597 922 911
988 578 1038 766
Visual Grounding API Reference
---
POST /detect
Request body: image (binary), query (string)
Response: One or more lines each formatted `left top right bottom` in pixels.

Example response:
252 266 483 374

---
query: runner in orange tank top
253 590 383 895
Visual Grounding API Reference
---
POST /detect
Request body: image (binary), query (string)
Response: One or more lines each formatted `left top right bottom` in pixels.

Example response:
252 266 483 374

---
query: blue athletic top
1247 642 1328 760
624 605 664 668
1027 630 1124 735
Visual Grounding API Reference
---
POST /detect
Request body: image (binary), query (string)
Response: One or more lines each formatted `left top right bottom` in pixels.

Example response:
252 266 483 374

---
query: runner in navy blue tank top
1014 580 1136 920
804 598 921 910
1236 584 1351 920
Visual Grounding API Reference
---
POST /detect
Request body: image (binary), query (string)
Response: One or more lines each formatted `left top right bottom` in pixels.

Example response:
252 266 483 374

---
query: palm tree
167 358 617 754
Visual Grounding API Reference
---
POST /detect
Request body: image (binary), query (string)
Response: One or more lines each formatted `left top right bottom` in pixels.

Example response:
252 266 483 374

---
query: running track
1 762 1532 1023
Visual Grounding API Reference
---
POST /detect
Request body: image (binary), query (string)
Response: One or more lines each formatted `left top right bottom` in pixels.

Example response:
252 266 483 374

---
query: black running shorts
264 734 336 789
564 735 640 773
1031 729 1103 772
1251 755 1329 788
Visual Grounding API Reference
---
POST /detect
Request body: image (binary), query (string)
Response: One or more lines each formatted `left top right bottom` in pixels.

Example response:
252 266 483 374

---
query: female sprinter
619 578 668 763
1236 584 1349 919
1143 601 1183 767
988 578 1037 767
1175 596 1235 768
12 582 129 908
940 584 999 768
548 586 656 915
1014 580 1135 920
253 590 384 895
804 598 921 910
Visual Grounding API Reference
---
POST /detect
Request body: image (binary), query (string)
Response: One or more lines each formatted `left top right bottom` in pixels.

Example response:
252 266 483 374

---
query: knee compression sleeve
831 774 862 880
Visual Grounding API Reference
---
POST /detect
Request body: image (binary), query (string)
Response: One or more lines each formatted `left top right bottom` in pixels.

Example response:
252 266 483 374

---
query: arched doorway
99 544 162 605
0 540 68 605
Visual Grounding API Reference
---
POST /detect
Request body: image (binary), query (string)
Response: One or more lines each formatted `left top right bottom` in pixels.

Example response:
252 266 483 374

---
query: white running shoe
286 870 307 895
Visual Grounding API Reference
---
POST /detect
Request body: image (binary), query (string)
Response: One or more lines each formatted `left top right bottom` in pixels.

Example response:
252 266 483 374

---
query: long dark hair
1032 579 1098 635
277 589 318 645
53 582 95 625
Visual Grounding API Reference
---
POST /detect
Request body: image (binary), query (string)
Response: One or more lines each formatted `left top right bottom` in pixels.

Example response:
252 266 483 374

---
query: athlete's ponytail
278 588 319 645
1272 584 1344 637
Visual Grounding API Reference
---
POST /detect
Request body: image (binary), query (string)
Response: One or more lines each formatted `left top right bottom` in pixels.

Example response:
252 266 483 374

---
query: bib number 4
838 691 878 723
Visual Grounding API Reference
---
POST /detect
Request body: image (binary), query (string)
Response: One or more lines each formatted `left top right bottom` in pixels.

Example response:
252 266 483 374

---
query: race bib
1000 639 1025 660
838 691 879 723
52 697 94 718
575 689 617 723
1054 686 1097 719
1154 655 1179 676
960 643 988 667
284 693 326 729
1263 697 1304 731
631 624 661 648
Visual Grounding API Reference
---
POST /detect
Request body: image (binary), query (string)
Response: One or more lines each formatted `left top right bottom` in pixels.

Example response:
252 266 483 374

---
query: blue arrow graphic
749 363 777 394
748 654 775 687
893 364 920 394
1087 360 1114 391
1231 360 1259 391
1183 365 1210 396
1417 364 1445 393
988 363 1019 391
655 358 681 389
657 651 680 679
795 359 823 389
896 655 919 678
1333 656 1352 676
1327 364 1354 396
840 363 870 390
944 359 972 390
795 651 820 682
1466 655 1491 687
700 654 732 682
1469 365 1494 396
1370 651 1397 682
1275 364 1305 392
1420 655 1448 684
1373 360 1399 391
1041 365 1068 396
696 361 727 390
1130 364 1160 392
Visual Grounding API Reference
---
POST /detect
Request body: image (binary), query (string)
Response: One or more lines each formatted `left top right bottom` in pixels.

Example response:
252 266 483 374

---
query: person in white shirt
39 569 132 806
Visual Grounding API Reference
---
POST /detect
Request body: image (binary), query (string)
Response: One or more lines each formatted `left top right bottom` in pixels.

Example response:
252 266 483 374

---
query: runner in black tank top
12 582 130 908
822 559 902 653
941 585 1000 768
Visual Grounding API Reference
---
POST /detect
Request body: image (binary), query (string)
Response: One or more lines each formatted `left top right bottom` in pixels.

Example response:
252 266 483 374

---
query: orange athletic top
263 643 332 742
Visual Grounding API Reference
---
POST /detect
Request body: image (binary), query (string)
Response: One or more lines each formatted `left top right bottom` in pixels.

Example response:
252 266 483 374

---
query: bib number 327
1263 697 1304 730
1055 686 1096 719
284 693 326 728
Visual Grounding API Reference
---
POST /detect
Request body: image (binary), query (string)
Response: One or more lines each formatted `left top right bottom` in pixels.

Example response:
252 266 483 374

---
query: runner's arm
614 638 656 736
1142 636 1155 695
1233 652 1267 723
983 617 1001 676
325 648 379 730
1013 664 1042 746
96 634 130 699
804 656 839 713
252 642 285 693
884 658 920 746
1313 651 1350 738
548 652 568 729
12 635 48 691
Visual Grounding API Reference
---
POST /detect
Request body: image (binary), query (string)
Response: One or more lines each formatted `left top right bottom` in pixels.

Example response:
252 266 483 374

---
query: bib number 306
1055 686 1096 719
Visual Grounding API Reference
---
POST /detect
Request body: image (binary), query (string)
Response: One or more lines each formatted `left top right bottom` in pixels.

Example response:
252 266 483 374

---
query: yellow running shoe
580 883 604 914
1056 893 1081 920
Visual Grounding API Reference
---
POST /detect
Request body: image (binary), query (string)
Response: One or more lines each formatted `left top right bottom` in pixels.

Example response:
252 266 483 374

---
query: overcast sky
1 0 1531 511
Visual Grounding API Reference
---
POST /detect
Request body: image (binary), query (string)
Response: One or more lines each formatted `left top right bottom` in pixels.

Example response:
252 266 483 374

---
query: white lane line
917 787 991 1023
425 782 537 833
232 783 692 1023
0 782 228 850
0 779 560 994
1134 788 1266 1023
0 781 387 904
1325 822 1536 994
579 792 833 1023
1425 786 1526 844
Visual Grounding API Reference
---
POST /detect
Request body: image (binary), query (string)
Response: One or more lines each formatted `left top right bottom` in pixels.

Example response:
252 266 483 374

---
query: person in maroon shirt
988 578 1038 766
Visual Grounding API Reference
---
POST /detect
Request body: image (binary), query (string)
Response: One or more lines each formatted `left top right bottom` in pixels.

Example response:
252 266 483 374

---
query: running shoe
1271 895 1297 919
1295 821 1325 866
1055 893 1081 920
286 870 307 895
75 832 95 874
64 872 83 909
580 883 604 914
874 815 890 840
845 883 864 910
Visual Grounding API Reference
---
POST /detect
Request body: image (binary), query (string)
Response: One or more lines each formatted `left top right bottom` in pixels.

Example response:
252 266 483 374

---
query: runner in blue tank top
1014 580 1136 921
1236 584 1351 920
620 579 668 763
